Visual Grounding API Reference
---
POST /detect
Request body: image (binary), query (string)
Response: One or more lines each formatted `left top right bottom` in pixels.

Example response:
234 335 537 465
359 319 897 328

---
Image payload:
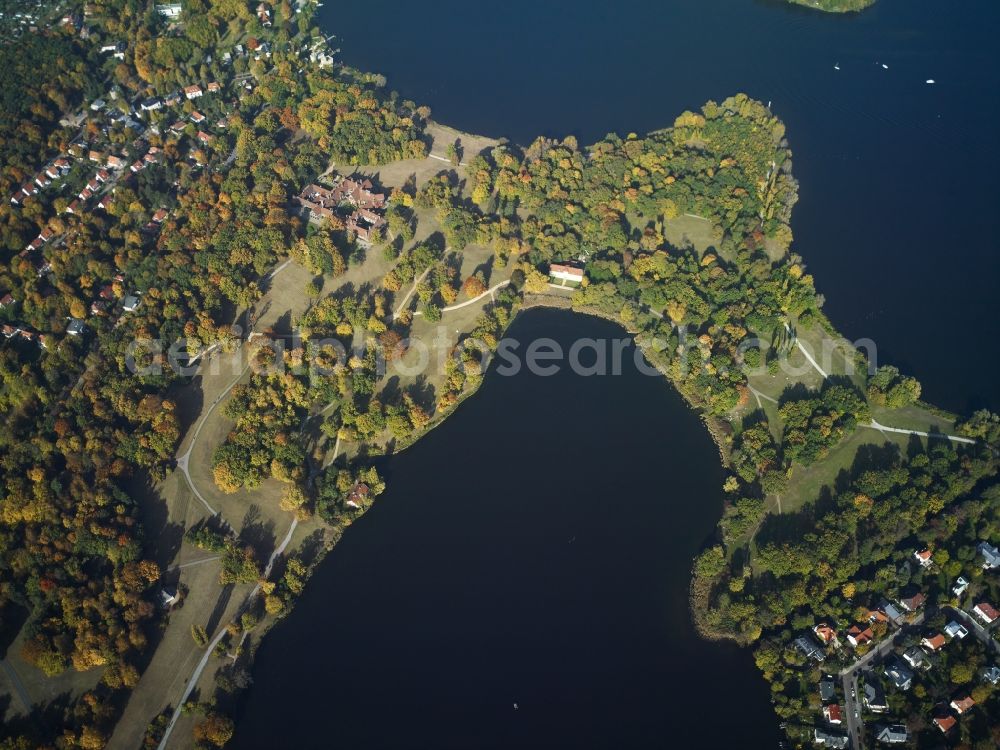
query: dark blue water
326 0 1000 414
233 311 780 748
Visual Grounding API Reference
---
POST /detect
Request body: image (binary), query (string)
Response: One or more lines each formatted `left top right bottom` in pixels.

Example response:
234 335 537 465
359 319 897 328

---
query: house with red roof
920 634 946 653
345 483 370 509
950 695 975 714
933 715 956 733
973 602 999 625
813 623 838 646
847 624 873 648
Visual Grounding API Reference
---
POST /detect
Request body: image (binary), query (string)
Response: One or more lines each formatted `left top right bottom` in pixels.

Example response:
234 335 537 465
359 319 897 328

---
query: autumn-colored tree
462 275 487 299
193 713 235 747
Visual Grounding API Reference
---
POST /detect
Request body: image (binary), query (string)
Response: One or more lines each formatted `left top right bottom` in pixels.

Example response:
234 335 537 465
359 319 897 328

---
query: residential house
847 624 873 648
822 704 842 725
920 634 946 653
190 110 205 123
813 729 849 749
107 155 126 170
155 3 182 18
66 199 80 214
158 587 179 608
196 131 214 144
978 541 1000 569
813 623 838 646
183 84 203 100
902 646 928 670
164 91 182 106
1 324 17 339
899 591 926 612
884 659 913 691
66 318 86 336
819 677 836 702
913 549 933 568
550 263 585 284
122 295 141 313
345 483 370 510
152 208 168 223
90 300 108 316
874 724 909 744
0 293 15 309
862 676 888 713
949 695 975 714
953 576 970 597
130 160 145 173
879 600 906 626
972 601 999 625
944 621 968 639
933 715 956 734
794 635 826 662
982 665 1000 685
207 81 222 93
89 149 107 163
141 96 163 111
256 2 272 26
96 169 111 182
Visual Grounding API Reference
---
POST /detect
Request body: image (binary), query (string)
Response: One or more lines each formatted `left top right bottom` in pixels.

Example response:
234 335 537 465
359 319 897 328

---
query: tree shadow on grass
205 584 235 638
238 504 276 563
3 690 72 742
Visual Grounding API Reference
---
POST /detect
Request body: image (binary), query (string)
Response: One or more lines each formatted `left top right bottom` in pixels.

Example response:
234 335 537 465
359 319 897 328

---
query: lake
232 310 780 748
322 0 1000 414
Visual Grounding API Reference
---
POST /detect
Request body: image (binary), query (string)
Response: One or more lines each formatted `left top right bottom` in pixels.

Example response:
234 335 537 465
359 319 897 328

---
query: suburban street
838 611 925 749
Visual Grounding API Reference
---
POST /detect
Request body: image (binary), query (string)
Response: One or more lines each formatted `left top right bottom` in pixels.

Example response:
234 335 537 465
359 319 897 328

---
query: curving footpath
413 280 510 316
790 327 976 446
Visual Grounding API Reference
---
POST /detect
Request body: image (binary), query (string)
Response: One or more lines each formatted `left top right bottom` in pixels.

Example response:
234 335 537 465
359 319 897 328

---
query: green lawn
663 214 721 256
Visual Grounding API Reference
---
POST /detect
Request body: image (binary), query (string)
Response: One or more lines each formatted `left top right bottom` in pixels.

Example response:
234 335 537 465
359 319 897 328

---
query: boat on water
882 63 889 69
834 63 840 70
926 79 936 84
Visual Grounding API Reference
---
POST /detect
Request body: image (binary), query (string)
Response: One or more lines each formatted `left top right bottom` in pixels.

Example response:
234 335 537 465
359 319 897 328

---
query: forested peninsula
0 0 996 749
787 0 876 12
